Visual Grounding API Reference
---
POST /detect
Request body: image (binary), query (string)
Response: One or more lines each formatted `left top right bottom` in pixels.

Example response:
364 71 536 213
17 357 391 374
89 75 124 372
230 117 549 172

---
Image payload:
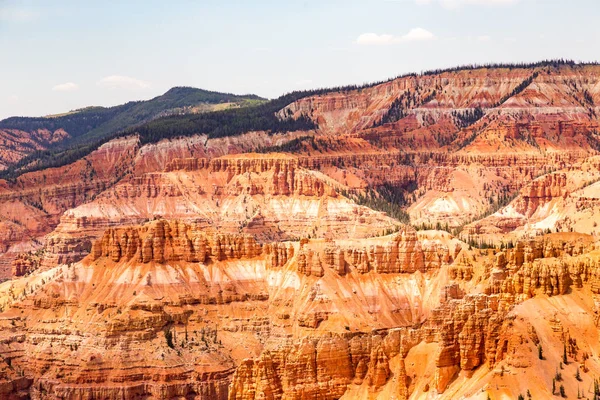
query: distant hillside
76 87 265 144
0 90 316 180
0 87 265 173
2 59 598 181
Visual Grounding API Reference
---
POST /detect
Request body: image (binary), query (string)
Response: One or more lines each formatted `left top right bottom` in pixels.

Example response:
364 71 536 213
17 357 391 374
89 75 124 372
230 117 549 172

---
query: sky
0 0 599 120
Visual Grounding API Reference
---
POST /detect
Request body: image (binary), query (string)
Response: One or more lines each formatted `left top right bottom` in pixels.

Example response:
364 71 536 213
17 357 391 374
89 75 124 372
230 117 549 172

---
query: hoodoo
2 60 600 399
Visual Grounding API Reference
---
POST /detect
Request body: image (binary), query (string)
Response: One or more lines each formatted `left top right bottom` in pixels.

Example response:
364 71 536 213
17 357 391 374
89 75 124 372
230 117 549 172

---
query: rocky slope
0 128 69 170
40 152 398 270
2 223 600 399
2 62 600 399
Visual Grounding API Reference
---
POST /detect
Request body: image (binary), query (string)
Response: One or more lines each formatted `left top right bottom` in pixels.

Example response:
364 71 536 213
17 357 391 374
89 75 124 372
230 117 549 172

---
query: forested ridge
0 87 263 143
0 60 596 180
0 87 266 179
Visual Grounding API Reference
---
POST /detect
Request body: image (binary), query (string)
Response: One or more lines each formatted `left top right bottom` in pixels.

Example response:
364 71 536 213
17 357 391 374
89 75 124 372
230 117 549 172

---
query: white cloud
97 75 150 90
477 35 491 41
356 28 436 46
417 0 519 8
0 7 39 22
52 82 79 92
403 28 436 41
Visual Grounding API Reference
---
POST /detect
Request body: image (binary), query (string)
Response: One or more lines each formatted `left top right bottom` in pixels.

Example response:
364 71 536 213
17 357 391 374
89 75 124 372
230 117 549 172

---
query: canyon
2 62 600 399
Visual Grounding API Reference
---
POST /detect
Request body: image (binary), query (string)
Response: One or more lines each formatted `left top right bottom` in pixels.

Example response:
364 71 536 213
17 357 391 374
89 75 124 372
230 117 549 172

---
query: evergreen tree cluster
256 136 316 153
452 107 485 128
421 59 595 76
340 181 417 224
377 92 410 125
131 94 316 146
0 88 268 180
0 105 133 139
584 89 595 106
492 72 539 108
0 90 315 180
375 89 437 126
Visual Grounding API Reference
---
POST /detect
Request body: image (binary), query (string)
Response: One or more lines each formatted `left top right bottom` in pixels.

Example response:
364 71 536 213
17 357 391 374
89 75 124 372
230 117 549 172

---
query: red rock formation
10 252 41 277
514 173 568 217
3 64 600 399
0 128 69 171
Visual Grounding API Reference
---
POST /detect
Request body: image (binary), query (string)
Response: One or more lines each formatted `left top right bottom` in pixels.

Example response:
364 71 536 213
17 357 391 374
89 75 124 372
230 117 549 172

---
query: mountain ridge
2 59 598 180
0 86 265 175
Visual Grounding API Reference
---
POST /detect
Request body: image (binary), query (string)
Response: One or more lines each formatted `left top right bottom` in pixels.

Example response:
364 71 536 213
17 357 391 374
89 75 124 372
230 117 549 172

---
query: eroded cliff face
0 128 69 171
4 64 600 399
36 153 398 271
2 220 600 399
0 221 453 399
277 65 600 230
0 132 310 280
279 68 535 136
0 136 139 279
3 65 600 280
464 156 600 243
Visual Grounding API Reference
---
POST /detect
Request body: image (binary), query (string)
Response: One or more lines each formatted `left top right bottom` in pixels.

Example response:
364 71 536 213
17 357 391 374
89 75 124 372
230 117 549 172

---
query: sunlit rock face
3 64 600 399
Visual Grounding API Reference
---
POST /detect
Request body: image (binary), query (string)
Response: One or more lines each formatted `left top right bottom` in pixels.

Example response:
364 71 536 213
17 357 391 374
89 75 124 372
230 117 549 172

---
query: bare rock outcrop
91 220 263 264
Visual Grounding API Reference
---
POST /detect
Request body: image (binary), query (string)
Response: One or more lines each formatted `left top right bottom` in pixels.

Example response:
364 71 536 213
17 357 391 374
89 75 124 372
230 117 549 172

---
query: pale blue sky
0 0 598 119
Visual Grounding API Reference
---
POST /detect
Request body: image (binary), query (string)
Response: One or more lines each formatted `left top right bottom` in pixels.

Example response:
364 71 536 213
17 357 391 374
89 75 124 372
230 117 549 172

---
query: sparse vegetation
340 183 415 224
374 88 437 126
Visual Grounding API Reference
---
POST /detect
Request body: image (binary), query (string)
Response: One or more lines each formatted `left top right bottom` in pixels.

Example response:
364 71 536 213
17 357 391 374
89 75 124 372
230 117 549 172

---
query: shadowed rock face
3 64 600 399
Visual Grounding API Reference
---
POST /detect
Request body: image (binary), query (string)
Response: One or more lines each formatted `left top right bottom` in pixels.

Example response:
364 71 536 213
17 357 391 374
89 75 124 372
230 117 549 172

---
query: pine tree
164 328 175 349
